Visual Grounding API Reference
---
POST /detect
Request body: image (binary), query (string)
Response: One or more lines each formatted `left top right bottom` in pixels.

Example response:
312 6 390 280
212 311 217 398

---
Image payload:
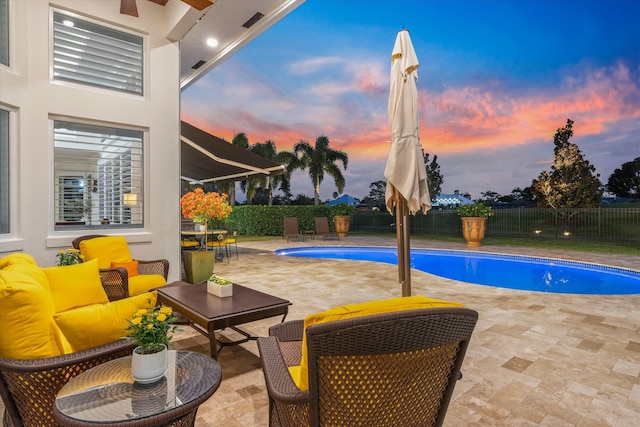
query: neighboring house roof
181 121 284 184
327 194 358 206
434 194 474 206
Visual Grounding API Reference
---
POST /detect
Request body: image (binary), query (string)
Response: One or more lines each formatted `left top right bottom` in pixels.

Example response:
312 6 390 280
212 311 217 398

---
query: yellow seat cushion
43 259 109 313
54 291 157 352
111 260 139 277
289 296 464 390
79 236 133 269
129 274 166 295
0 263 68 359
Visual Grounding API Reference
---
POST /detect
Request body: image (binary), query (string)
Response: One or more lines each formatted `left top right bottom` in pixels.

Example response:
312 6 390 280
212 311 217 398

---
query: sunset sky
181 0 640 203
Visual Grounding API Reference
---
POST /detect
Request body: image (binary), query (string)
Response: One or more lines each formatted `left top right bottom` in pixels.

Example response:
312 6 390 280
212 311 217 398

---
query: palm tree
289 135 348 206
241 140 294 205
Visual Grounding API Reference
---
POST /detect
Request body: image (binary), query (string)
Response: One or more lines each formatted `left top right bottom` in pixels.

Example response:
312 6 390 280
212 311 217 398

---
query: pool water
275 246 640 295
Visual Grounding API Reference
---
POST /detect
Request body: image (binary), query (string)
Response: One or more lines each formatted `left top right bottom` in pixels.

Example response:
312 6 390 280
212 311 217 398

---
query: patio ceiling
181 121 284 184
170 0 306 89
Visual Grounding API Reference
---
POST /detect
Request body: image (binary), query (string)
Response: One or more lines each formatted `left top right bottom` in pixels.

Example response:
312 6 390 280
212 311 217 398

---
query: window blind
52 11 143 95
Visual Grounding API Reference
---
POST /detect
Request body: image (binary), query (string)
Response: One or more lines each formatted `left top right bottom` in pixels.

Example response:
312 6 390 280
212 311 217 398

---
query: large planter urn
461 217 487 247
131 344 168 384
183 251 215 284
334 215 351 238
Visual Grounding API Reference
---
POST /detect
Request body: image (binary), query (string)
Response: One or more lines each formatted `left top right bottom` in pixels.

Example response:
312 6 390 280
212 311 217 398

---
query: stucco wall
0 0 181 279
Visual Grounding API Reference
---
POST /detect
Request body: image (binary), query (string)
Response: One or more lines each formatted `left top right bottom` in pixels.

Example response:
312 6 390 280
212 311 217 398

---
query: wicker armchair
0 339 136 427
257 307 478 427
72 235 169 301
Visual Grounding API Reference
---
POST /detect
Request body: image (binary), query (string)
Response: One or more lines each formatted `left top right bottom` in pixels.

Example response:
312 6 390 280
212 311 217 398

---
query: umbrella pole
395 191 412 297
401 198 411 296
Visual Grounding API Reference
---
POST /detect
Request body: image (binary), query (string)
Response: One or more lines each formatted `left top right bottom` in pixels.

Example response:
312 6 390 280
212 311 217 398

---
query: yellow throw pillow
79 236 133 269
0 263 67 359
0 253 38 269
111 260 139 277
129 274 166 296
290 296 464 390
54 291 157 352
43 259 109 313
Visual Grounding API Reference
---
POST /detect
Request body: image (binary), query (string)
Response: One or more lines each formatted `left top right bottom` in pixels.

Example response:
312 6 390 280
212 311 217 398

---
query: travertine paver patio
4 237 636 426
171 236 640 427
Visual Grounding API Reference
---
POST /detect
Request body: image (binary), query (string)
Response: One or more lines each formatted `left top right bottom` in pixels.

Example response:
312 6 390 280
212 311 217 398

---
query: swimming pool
275 246 640 295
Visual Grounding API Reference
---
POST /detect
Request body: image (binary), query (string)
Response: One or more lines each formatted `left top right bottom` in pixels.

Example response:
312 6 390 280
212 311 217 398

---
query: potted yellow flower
180 188 233 283
56 248 83 265
124 303 178 383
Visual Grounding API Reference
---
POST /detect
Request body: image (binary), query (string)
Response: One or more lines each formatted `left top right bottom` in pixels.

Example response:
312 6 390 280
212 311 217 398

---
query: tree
289 135 348 206
607 157 640 199
423 152 443 202
479 191 500 205
241 140 294 205
360 180 386 210
225 132 250 206
531 119 603 208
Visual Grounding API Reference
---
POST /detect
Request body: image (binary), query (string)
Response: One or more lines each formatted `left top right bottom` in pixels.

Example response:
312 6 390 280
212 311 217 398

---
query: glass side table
53 350 221 427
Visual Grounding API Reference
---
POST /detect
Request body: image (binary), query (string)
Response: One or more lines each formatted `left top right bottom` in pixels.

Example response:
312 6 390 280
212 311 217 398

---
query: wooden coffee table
156 281 291 358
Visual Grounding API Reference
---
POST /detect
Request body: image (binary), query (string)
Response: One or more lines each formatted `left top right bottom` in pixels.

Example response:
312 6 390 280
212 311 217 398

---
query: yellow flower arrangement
124 303 179 354
56 248 84 266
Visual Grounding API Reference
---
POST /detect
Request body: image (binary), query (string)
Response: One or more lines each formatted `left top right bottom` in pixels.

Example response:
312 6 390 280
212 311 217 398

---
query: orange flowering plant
180 187 233 250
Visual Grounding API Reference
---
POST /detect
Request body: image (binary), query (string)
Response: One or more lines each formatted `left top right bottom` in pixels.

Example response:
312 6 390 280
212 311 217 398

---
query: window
54 120 144 229
0 109 8 233
0 0 8 66
52 11 143 95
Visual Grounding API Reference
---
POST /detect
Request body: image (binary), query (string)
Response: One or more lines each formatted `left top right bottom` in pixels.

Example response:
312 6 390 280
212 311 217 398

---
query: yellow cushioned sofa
0 253 156 427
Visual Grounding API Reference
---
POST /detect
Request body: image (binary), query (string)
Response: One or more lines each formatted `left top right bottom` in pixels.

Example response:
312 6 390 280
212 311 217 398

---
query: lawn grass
240 232 640 256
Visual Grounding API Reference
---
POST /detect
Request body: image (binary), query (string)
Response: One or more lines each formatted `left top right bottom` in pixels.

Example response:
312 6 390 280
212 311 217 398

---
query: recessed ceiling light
63 20 74 27
206 38 218 48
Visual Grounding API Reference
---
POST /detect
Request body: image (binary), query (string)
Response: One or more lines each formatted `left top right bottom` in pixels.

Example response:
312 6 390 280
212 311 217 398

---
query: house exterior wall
0 0 181 278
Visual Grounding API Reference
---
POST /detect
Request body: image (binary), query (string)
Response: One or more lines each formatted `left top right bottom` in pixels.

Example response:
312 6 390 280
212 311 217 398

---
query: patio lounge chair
257 297 478 427
73 235 169 300
284 217 304 242
314 217 339 240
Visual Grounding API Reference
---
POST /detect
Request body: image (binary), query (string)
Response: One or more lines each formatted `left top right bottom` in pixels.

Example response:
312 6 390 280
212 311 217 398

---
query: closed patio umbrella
384 29 431 296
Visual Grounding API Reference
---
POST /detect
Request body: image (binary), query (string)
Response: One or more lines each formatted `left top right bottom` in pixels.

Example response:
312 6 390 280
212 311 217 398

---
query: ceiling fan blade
120 0 139 17
148 0 170 5
181 0 214 11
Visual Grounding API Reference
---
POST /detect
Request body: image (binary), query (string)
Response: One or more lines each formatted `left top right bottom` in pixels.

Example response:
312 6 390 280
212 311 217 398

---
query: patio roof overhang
181 121 285 184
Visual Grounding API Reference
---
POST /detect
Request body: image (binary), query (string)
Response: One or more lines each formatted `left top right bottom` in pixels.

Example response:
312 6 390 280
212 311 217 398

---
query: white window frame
53 119 144 231
51 9 144 95
0 104 21 252
0 0 9 67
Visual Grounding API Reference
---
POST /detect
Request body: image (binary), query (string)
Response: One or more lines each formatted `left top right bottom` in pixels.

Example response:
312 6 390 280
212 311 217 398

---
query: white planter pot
131 344 168 384
207 281 233 297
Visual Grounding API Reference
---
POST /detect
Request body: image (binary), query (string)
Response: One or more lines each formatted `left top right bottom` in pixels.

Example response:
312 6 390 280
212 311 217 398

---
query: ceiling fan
120 0 213 17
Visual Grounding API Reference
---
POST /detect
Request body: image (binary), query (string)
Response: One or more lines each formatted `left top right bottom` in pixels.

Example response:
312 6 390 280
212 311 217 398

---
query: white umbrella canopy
384 29 431 296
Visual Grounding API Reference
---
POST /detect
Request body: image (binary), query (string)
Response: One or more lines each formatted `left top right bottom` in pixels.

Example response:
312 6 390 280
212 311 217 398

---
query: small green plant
56 248 84 266
330 203 356 216
124 302 179 354
457 202 493 217
208 274 232 285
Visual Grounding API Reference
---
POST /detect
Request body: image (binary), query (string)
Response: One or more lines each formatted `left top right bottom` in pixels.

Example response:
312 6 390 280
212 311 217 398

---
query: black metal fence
350 208 640 245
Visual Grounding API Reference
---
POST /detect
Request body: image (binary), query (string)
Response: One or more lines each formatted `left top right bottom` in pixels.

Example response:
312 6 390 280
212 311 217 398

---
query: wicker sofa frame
257 307 478 427
0 339 136 427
